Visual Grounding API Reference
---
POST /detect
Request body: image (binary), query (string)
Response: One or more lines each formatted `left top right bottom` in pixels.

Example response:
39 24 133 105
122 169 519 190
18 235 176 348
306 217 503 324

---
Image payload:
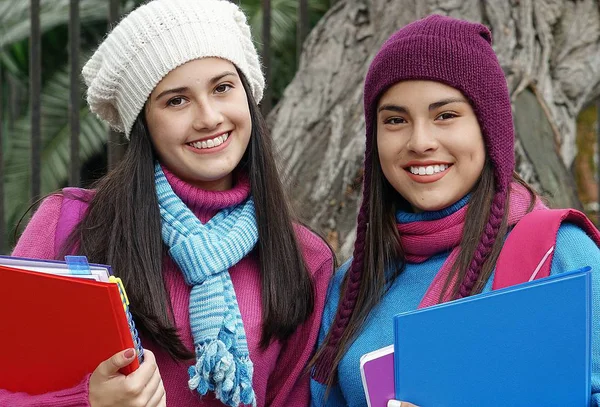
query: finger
140 367 163 403
96 348 137 377
128 349 158 383
146 379 166 407
388 401 419 407
157 391 167 407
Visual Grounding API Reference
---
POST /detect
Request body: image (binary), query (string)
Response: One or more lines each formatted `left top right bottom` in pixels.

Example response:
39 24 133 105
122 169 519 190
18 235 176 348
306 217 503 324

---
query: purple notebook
359 345 394 407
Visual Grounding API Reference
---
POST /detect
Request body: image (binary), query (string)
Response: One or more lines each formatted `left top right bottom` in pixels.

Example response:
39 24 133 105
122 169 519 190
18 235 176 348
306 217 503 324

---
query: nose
406 120 438 154
192 100 224 131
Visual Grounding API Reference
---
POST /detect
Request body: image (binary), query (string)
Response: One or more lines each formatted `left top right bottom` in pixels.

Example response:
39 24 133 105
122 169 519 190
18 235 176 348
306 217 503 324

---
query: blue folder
393 267 592 406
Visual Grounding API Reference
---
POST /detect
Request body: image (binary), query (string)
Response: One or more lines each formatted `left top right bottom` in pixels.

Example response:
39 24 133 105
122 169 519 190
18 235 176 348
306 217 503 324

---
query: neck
188 174 234 191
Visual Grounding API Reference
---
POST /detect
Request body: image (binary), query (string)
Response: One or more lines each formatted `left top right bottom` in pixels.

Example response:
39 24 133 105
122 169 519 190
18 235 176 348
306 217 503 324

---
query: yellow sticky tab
109 276 130 307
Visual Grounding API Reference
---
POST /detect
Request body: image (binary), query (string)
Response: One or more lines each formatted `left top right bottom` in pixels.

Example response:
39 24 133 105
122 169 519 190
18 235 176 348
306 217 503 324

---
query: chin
410 198 454 213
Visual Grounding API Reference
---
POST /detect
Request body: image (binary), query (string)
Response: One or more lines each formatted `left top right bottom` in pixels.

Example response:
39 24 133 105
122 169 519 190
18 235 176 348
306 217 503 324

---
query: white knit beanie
82 0 265 138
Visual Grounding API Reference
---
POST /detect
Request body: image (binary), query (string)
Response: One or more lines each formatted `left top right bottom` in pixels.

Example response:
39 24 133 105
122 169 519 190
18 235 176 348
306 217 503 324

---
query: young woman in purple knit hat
1 0 333 406
310 14 600 407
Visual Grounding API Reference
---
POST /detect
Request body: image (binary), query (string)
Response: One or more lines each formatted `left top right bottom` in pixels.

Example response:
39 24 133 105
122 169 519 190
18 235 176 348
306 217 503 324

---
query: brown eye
384 117 406 125
215 84 232 94
167 97 185 107
437 112 458 120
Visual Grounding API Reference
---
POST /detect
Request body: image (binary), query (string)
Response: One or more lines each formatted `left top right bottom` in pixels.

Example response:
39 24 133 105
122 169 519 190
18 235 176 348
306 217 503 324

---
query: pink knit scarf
395 183 547 309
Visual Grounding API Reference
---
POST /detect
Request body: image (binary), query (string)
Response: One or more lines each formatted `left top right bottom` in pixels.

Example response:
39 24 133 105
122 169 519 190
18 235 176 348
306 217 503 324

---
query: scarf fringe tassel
188 338 256 407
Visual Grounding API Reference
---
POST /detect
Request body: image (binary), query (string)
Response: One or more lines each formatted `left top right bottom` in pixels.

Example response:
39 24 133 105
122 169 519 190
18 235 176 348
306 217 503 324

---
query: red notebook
0 258 142 395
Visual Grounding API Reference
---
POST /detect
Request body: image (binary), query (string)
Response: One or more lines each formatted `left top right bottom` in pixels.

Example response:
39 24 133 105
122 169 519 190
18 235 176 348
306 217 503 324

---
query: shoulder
26 192 66 228
556 222 598 244
293 223 335 277
507 208 599 249
331 258 352 290
35 193 65 217
12 188 95 258
318 258 353 334
11 193 65 258
554 221 600 257
324 258 352 308
551 221 600 275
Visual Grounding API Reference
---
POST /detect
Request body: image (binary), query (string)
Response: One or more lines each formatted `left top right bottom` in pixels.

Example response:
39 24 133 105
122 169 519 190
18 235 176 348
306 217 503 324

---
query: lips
408 163 450 176
187 132 230 150
404 162 453 183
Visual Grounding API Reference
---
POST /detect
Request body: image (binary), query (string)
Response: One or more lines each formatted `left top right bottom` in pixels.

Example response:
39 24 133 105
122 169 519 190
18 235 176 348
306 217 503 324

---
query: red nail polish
124 348 135 359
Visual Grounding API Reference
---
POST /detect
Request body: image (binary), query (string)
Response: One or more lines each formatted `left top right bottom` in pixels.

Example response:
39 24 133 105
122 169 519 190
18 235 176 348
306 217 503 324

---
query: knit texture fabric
82 0 264 138
403 183 546 308
9 169 334 407
312 14 515 382
310 221 600 407
155 164 258 407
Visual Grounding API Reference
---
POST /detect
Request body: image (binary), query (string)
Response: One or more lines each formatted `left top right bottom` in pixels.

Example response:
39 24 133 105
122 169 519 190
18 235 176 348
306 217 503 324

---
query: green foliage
1 0 329 251
242 0 329 102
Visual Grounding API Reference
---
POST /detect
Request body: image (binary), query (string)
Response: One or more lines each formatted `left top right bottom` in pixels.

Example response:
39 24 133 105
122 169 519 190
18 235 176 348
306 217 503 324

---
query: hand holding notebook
89 347 165 407
0 255 145 395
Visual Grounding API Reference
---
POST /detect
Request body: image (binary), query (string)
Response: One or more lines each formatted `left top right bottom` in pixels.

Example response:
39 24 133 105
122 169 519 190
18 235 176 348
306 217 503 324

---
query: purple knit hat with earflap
313 14 514 382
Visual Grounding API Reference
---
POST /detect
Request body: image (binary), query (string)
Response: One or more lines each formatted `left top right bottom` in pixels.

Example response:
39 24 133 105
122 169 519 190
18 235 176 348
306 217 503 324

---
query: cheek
471 138 486 168
230 104 252 142
234 103 251 127
147 111 174 139
377 133 403 168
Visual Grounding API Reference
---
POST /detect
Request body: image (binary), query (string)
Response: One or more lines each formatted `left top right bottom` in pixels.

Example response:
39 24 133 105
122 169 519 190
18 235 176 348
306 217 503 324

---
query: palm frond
4 64 107 245
0 0 112 48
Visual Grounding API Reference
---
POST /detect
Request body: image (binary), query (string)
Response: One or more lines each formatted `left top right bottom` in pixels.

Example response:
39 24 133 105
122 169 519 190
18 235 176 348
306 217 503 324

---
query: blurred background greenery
1 0 599 254
0 0 332 250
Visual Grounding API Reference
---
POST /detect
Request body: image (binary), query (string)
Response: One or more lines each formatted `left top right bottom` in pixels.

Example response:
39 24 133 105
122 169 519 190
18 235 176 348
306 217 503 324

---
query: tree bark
269 0 600 261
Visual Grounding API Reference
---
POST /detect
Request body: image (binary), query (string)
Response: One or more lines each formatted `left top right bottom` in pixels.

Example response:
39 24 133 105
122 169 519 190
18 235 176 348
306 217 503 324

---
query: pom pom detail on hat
82 0 265 139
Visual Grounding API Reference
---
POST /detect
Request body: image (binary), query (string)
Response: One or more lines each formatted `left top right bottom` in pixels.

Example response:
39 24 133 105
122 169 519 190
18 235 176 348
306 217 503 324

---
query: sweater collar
161 165 251 214
396 194 471 223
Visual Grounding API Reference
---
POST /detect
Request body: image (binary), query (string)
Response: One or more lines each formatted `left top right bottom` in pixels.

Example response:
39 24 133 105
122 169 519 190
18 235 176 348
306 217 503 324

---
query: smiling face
376 80 486 212
145 57 252 191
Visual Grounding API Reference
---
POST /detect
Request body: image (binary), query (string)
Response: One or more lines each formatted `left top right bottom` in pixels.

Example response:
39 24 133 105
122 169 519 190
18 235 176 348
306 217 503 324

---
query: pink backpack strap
54 187 93 258
493 208 600 290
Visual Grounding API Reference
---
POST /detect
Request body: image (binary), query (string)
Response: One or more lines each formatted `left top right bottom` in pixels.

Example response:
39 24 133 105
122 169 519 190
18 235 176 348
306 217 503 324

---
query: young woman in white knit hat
3 1 333 406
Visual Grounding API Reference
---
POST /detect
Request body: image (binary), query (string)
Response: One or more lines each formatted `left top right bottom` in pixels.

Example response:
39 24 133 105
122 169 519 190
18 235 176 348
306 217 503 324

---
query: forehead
154 57 238 88
378 80 464 107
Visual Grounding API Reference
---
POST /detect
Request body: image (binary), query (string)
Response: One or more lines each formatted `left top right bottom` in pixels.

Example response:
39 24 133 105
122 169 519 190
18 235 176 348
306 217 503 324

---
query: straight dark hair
61 71 315 359
312 120 537 388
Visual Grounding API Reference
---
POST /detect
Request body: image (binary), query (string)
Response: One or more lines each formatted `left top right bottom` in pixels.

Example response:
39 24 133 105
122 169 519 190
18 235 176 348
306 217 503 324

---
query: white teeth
409 164 449 175
189 133 230 150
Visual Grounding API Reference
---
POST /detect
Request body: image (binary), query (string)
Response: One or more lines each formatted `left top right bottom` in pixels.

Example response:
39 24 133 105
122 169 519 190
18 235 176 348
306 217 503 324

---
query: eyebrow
377 97 469 114
154 86 189 101
154 71 238 101
428 97 468 110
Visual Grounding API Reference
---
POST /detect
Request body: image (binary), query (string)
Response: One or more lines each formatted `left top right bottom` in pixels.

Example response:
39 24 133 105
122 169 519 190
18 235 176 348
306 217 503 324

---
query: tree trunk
269 0 600 261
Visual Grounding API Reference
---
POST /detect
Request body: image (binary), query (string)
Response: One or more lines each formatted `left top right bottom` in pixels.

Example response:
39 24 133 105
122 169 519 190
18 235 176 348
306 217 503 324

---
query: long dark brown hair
60 72 315 359
312 120 537 388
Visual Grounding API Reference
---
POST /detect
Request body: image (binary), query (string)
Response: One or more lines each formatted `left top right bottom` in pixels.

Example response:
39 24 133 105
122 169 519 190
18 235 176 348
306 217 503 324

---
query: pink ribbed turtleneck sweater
5 168 333 407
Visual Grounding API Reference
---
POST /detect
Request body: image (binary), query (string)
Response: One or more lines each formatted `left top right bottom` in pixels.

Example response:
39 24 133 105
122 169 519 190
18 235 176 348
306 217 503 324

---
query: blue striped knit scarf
155 164 257 407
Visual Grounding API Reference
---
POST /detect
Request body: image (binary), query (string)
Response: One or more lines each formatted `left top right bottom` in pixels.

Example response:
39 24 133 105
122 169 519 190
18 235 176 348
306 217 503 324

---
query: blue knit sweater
310 198 600 406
